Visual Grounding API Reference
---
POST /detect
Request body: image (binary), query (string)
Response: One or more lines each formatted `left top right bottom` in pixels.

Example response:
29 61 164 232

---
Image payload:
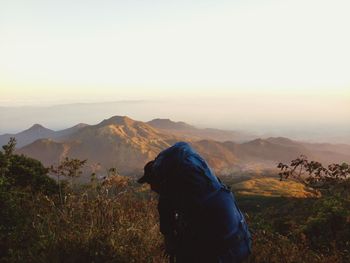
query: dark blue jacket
152 142 251 259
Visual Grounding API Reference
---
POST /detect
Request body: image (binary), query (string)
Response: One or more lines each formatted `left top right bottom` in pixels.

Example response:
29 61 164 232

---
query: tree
1 138 58 259
49 157 87 202
0 137 16 178
0 138 57 194
277 156 350 253
278 155 350 197
50 157 87 184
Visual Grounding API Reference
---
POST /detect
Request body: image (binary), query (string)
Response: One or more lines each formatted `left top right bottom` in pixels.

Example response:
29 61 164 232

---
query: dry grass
2 175 346 263
248 230 343 263
3 177 167 263
232 177 316 198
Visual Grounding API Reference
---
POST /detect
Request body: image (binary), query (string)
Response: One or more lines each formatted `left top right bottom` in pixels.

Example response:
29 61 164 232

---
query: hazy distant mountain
190 140 238 171
261 137 350 163
238 138 313 162
1 102 349 144
302 141 350 156
54 123 89 140
192 138 312 173
265 137 300 147
147 118 195 130
0 124 55 148
15 116 350 177
147 118 254 143
0 123 88 148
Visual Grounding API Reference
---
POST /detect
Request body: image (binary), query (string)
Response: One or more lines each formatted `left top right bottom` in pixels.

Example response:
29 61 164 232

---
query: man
138 142 251 263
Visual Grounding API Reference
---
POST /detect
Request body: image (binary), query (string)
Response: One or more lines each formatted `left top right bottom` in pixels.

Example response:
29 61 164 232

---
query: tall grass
1 175 348 262
1 177 166 263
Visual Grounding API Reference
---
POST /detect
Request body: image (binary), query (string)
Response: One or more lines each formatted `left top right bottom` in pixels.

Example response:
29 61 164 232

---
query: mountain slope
231 177 315 198
147 118 195 130
15 116 350 176
0 123 88 148
236 138 314 163
19 139 68 165
147 118 254 142
19 116 179 175
0 124 55 148
54 123 89 140
191 140 238 171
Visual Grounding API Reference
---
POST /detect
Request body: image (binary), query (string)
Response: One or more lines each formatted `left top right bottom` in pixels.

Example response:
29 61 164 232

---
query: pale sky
0 0 349 136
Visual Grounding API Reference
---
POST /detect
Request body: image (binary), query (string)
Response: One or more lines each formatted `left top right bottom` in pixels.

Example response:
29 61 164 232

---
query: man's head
137 160 161 193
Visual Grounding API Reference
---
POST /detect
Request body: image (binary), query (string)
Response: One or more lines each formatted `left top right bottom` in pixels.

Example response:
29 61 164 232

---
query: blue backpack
153 142 252 261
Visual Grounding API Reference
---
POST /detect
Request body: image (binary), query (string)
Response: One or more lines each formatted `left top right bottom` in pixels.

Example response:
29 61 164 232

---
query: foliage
0 138 165 262
273 156 350 262
0 138 59 261
51 157 87 179
0 138 58 194
278 155 350 196
235 194 349 263
1 176 166 262
1 147 350 262
49 157 87 204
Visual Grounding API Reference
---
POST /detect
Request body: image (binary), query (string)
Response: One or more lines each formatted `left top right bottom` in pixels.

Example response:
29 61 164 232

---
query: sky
0 0 349 137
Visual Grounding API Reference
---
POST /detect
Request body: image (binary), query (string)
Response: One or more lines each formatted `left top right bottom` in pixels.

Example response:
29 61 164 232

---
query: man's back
138 142 252 262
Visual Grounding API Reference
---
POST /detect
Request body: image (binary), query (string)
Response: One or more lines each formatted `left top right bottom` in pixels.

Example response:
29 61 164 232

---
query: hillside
147 118 255 142
2 140 349 263
190 140 238 171
19 139 69 166
9 116 350 177
147 118 195 130
0 124 55 148
18 116 178 175
231 177 315 198
0 123 88 147
236 138 314 162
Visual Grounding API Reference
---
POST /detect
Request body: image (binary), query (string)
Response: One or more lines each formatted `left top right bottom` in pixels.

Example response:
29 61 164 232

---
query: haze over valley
1 100 349 145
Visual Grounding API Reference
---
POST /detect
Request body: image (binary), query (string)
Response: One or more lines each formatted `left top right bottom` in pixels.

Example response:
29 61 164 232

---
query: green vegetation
1 139 349 262
0 139 164 262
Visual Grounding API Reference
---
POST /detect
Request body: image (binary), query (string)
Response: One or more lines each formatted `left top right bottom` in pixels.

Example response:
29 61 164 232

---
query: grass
1 175 348 263
230 177 317 198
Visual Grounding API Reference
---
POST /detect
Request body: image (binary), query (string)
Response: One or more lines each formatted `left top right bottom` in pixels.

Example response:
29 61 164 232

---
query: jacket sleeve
158 195 176 236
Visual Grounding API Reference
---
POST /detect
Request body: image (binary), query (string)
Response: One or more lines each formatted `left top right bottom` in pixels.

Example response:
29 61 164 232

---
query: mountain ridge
147 118 195 130
12 115 350 177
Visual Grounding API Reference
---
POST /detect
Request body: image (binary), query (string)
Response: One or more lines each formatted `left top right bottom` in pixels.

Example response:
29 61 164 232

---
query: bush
1 145 350 262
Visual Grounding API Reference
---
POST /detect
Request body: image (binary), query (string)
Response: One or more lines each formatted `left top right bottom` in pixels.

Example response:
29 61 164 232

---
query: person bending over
138 142 251 263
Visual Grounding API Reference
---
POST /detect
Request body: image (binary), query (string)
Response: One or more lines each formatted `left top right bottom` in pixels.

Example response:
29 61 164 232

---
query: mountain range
0 123 88 148
1 116 349 177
